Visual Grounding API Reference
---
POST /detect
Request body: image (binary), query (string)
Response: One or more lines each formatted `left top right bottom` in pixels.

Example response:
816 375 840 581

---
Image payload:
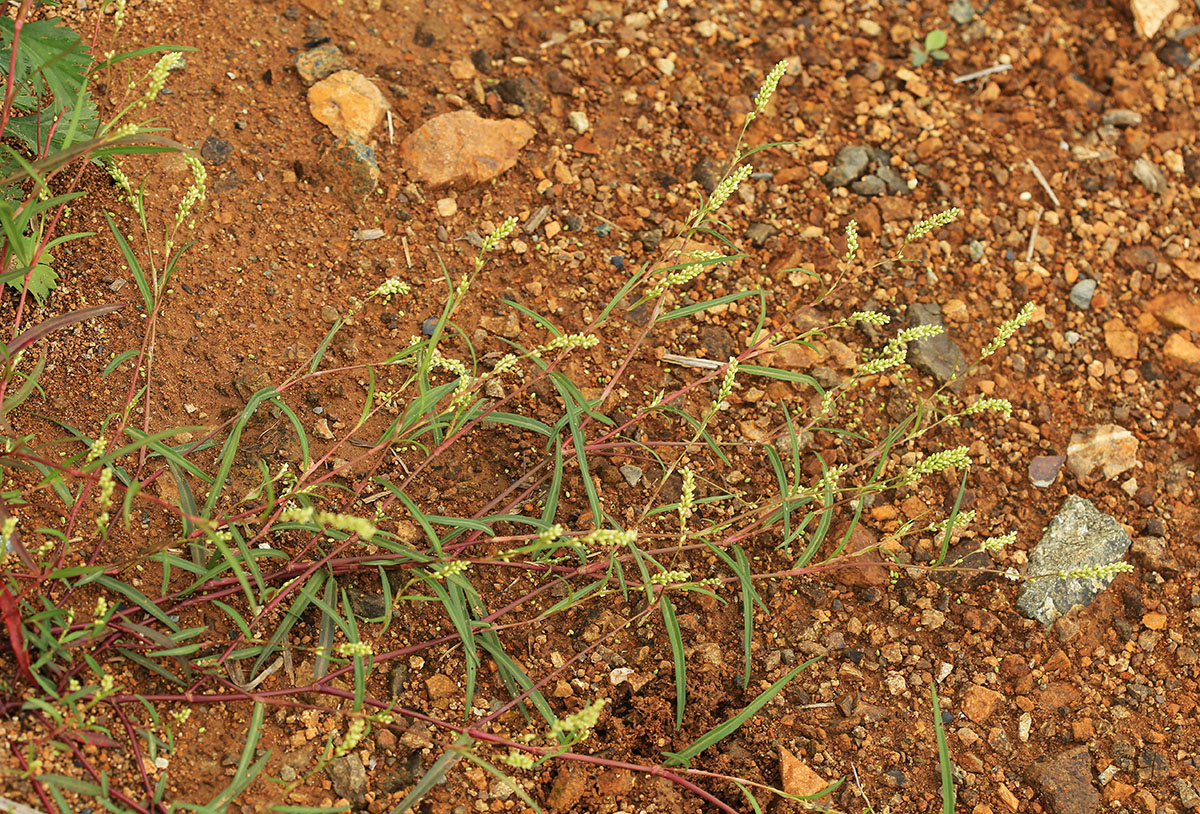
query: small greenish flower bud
933 509 975 534
86 436 107 464
140 52 183 108
844 220 860 263
650 570 692 585
1052 561 1133 581
849 311 890 326
480 216 518 253
905 207 961 243
902 446 970 484
814 464 847 495
717 357 738 404
708 164 753 212
979 531 1016 551
536 524 565 547
432 560 470 579
373 278 411 301
335 717 367 757
544 333 600 351
549 698 607 741
579 528 637 548
753 60 789 114
678 468 696 525
501 751 536 770
964 397 1013 418
981 302 1036 358
336 641 373 658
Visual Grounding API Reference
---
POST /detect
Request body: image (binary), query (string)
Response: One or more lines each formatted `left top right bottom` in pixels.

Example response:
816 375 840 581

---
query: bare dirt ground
3 0 1200 812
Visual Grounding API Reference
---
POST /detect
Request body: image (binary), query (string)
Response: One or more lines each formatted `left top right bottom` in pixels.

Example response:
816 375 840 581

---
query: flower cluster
579 528 637 548
979 531 1017 551
85 436 107 464
646 250 726 299
543 333 600 352
279 506 378 541
932 509 975 535
901 446 971 485
549 698 607 742
708 164 753 213
844 219 860 263
981 302 1036 359
373 278 411 302
172 154 208 237
649 570 692 585
964 397 1013 419
753 60 789 116
431 560 470 580
140 53 183 109
717 357 739 405
678 468 695 527
96 467 116 533
479 216 518 256
1051 561 1133 581
335 717 367 757
536 524 565 547
336 641 373 658
501 751 536 770
855 324 944 377
905 207 961 243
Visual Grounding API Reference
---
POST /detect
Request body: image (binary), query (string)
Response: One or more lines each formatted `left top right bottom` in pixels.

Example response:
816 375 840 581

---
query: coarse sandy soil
2 0 1200 813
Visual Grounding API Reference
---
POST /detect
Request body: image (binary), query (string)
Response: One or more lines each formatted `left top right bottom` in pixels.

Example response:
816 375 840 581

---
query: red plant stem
0 0 34 138
114 704 160 813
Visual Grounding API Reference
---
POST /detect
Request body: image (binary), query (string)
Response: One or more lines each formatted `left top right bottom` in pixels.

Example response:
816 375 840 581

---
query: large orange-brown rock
308 70 388 142
398 110 534 187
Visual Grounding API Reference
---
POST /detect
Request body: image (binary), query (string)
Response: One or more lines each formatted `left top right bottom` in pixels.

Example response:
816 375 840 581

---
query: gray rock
325 754 368 806
1177 779 1200 810
967 240 985 262
567 110 590 133
745 222 778 247
948 0 975 24
495 77 545 114
1066 424 1139 480
1101 109 1142 128
636 228 663 251
348 588 387 619
1016 495 1133 626
906 302 967 392
1069 278 1097 309
201 136 233 165
823 145 870 188
875 165 910 195
295 44 351 84
1027 747 1101 814
389 662 409 697
1132 158 1168 195
851 174 887 196
692 156 722 192
619 464 643 487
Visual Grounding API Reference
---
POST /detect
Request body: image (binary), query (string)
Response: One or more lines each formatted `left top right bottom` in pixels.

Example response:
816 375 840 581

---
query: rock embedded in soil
962 683 1004 724
308 71 388 142
779 746 830 798
1066 423 1138 480
295 43 351 84
321 138 380 206
200 136 233 165
823 145 870 188
619 464 643 487
1026 746 1101 814
905 302 967 392
1068 278 1097 309
1129 0 1179 38
1016 495 1133 626
1164 333 1200 371
325 754 368 807
1131 157 1168 195
495 77 546 114
1029 455 1067 487
412 16 448 47
398 110 535 188
546 763 590 812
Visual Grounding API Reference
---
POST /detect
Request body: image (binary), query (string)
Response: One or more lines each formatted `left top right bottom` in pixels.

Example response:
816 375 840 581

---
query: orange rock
307 70 388 142
778 746 830 799
1165 333 1200 371
1142 611 1167 630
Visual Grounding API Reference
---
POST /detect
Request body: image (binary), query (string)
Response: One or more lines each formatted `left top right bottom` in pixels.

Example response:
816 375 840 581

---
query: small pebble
567 111 590 133
436 197 458 217
610 256 625 270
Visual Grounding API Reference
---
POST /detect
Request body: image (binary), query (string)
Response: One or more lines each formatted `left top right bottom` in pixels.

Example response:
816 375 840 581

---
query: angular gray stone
1017 496 1133 626
1069 278 1097 309
619 464 643 487
1132 157 1168 195
906 302 967 393
949 0 976 24
875 164 910 195
823 145 870 188
851 174 887 196
325 754 368 806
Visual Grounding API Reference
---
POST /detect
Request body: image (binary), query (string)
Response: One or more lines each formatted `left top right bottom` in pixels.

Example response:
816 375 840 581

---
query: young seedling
912 28 950 67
